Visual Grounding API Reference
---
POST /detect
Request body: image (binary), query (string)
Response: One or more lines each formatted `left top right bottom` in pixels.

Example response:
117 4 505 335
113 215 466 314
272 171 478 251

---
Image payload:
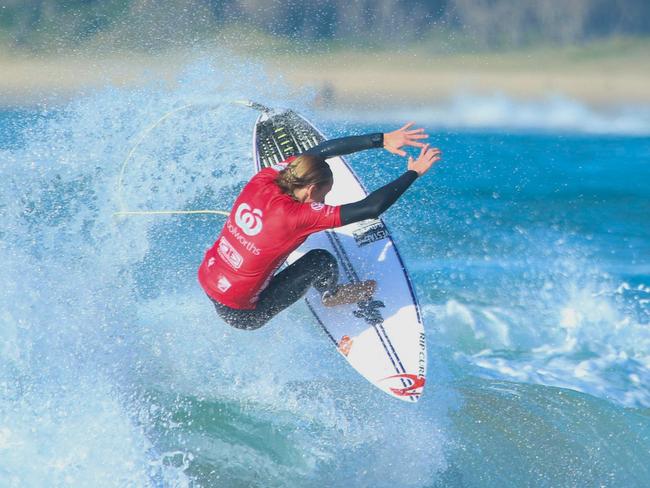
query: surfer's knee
305 249 336 268
304 249 338 293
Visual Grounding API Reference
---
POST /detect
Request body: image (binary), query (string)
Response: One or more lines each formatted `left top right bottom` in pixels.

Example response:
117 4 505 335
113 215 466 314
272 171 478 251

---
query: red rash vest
198 158 342 309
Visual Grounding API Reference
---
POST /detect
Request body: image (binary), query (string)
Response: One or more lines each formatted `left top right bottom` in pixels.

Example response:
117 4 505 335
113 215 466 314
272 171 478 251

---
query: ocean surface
1 59 649 487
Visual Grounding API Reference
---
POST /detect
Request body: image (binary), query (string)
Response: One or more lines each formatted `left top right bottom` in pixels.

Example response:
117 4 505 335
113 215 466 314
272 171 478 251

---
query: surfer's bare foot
322 280 376 307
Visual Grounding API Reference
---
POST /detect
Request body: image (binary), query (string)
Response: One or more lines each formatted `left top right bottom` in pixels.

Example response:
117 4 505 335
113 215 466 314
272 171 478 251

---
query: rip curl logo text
217 236 244 270
235 203 263 236
381 374 426 397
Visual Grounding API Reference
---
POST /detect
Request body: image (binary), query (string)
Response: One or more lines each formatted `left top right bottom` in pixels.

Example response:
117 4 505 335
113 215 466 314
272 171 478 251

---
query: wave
424 257 650 408
324 93 650 135
0 58 450 487
446 376 650 487
2 54 649 487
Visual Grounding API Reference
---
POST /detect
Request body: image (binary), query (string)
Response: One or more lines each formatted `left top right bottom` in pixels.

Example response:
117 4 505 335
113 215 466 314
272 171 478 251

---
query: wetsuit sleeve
340 170 418 225
302 133 384 158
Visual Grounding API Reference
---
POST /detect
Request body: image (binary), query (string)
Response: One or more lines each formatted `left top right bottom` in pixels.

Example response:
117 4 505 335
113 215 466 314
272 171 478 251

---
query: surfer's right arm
302 133 384 158
339 145 441 225
303 122 428 159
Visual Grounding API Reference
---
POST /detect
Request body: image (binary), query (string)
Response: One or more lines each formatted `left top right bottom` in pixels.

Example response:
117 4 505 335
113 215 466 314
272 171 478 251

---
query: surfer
198 123 441 330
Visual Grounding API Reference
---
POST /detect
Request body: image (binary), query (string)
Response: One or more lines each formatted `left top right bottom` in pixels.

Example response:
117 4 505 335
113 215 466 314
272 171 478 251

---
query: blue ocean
1 60 649 487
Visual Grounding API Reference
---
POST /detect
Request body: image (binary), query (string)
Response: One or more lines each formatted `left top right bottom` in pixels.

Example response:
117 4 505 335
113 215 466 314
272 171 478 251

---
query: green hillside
1 0 650 54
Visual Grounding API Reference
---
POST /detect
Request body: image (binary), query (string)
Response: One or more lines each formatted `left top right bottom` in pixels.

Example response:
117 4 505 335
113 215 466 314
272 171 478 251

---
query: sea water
1 59 649 487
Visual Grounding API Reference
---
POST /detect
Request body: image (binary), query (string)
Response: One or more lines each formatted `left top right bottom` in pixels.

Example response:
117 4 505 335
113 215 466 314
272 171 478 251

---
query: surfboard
240 100 427 402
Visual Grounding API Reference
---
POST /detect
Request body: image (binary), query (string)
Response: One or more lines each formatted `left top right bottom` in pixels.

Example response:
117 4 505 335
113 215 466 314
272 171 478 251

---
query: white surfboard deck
243 101 426 402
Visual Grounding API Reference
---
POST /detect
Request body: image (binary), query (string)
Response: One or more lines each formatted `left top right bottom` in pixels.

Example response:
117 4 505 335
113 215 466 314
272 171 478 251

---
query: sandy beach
1 39 649 108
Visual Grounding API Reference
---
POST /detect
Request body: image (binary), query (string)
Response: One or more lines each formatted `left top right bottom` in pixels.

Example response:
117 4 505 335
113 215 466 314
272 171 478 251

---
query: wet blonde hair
276 154 333 196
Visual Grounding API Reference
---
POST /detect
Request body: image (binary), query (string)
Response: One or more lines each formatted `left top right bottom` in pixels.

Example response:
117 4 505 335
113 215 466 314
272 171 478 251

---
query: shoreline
1 45 649 109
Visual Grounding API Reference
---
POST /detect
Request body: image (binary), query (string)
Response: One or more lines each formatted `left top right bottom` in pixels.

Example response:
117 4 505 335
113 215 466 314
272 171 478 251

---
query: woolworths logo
235 203 263 236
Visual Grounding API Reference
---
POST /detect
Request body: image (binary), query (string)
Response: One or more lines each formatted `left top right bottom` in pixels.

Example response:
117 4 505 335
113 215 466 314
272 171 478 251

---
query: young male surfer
198 123 441 330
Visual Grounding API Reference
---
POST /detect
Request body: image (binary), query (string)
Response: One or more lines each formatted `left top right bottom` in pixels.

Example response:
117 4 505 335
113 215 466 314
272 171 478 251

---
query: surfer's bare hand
408 144 442 176
384 122 428 157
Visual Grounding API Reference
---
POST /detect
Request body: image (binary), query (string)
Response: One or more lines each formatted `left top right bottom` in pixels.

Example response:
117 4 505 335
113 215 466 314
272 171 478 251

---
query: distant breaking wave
326 94 650 136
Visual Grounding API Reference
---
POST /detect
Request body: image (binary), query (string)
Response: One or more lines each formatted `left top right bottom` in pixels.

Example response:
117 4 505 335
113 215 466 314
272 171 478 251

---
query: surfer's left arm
303 122 428 158
339 145 441 225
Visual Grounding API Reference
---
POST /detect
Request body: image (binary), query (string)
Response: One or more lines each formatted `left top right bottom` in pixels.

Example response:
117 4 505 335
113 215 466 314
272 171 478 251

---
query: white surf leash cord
114 102 230 219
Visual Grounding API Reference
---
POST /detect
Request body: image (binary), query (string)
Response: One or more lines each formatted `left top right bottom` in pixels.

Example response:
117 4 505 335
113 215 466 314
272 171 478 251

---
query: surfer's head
276 154 334 203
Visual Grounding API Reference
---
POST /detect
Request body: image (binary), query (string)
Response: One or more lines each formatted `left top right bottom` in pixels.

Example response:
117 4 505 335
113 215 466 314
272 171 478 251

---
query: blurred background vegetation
1 1 648 107
1 0 649 54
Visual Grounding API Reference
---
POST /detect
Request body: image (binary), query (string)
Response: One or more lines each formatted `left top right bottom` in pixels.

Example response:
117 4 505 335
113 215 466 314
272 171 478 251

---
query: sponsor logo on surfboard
235 203 263 236
338 335 353 356
353 299 385 325
380 374 426 397
418 333 426 378
353 219 388 247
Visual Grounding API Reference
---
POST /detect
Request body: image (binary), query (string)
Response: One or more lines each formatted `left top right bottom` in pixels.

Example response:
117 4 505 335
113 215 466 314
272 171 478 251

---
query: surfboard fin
322 280 376 307
232 99 275 114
